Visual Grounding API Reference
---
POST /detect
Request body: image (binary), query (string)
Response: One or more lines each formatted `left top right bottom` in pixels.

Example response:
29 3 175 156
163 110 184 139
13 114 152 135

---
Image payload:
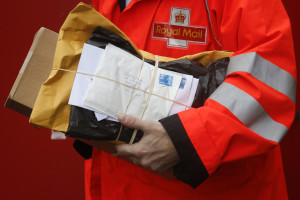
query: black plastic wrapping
66 26 229 143
68 106 143 143
159 58 228 108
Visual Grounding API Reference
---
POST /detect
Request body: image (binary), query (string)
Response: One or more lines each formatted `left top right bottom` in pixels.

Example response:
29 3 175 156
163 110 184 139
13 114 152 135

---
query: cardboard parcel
29 3 233 143
5 27 58 117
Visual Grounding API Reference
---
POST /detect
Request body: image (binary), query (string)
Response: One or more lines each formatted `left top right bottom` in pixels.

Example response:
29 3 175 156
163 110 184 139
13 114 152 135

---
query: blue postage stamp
179 77 187 89
159 74 173 86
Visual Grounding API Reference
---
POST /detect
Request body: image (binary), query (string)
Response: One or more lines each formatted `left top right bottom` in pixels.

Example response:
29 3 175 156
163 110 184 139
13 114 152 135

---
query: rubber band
128 55 159 144
115 125 123 142
119 58 144 143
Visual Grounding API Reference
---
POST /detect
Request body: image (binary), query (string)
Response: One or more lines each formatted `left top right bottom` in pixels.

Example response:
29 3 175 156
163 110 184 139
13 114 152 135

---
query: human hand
115 114 181 172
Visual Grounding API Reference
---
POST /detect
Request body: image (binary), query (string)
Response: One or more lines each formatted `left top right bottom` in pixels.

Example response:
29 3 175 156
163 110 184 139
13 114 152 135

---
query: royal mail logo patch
152 7 207 48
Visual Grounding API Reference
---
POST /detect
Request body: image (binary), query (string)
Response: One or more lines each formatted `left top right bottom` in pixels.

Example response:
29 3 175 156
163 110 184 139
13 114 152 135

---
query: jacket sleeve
159 0 297 188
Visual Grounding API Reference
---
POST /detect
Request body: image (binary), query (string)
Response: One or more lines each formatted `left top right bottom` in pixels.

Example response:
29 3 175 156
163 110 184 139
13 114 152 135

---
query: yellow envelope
29 2 233 132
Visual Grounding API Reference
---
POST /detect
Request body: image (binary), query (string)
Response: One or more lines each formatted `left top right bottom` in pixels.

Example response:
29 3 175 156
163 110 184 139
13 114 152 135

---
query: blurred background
0 0 299 199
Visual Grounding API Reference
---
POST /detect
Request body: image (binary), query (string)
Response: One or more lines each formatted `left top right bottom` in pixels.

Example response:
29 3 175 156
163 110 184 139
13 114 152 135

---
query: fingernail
118 113 127 122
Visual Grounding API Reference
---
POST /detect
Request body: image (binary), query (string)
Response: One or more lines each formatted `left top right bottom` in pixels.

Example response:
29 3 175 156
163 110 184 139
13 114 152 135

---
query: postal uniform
87 0 297 199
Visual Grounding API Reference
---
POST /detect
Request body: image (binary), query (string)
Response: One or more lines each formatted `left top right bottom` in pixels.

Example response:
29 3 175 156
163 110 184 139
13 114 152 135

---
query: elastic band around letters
117 58 145 143
129 55 159 144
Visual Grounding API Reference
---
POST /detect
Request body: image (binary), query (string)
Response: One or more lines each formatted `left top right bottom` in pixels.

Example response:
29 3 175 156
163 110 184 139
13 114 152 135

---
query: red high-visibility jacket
87 0 297 199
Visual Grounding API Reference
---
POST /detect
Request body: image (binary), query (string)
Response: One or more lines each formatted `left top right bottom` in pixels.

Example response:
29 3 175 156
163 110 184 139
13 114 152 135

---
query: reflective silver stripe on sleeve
209 82 287 143
227 52 296 103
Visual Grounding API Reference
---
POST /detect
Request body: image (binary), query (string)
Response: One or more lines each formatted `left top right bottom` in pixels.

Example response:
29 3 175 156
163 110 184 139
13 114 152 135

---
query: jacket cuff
159 114 209 188
73 139 93 159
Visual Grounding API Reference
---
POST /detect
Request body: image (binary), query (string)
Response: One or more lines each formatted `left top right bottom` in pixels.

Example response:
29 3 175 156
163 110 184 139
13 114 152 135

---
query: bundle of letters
69 43 199 124
67 43 203 143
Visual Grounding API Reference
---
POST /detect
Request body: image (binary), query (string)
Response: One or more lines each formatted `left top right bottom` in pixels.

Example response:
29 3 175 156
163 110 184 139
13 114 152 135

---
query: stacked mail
69 43 199 122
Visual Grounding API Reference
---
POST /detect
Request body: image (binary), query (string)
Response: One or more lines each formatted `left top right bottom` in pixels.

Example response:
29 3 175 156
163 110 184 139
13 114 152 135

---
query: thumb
115 143 136 156
118 113 146 130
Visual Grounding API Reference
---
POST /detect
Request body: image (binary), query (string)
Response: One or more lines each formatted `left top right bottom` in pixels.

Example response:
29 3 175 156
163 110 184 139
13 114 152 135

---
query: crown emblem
175 11 186 23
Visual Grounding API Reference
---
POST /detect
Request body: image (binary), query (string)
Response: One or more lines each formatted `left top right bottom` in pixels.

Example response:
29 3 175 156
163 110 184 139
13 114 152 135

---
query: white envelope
186 78 199 110
169 73 194 115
